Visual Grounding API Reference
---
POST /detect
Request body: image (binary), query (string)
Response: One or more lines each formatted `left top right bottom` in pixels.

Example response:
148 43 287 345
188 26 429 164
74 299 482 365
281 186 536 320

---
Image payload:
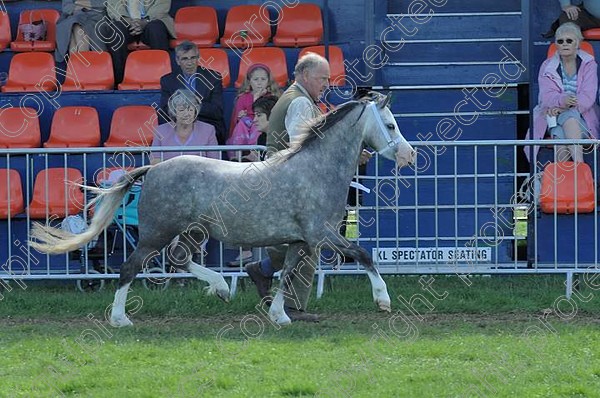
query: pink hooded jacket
525 49 599 161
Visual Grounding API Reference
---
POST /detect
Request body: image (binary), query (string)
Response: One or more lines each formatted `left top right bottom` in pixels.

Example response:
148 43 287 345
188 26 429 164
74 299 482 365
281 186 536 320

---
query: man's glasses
556 38 575 44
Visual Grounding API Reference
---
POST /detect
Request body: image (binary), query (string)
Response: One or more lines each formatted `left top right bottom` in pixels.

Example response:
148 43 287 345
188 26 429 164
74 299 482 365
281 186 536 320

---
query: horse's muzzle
395 146 416 168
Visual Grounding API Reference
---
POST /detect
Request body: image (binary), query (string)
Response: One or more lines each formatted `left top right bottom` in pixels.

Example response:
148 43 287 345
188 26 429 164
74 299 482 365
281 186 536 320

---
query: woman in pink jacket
529 22 599 163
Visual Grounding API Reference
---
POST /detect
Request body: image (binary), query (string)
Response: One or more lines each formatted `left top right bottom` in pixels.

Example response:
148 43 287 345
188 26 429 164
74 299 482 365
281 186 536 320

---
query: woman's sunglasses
556 38 575 44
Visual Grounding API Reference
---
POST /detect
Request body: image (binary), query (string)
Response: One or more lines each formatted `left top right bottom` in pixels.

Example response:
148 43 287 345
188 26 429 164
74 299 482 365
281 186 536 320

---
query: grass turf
1 275 600 397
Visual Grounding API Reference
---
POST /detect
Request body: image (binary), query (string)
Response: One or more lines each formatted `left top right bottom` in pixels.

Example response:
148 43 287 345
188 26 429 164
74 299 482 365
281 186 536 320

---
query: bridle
366 101 403 157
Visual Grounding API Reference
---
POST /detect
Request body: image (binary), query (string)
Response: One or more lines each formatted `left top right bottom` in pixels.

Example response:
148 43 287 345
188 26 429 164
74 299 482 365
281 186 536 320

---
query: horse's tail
29 166 153 255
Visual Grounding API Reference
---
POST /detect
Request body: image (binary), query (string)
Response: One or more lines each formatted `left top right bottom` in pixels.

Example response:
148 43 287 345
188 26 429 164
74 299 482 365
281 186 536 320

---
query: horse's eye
386 123 395 130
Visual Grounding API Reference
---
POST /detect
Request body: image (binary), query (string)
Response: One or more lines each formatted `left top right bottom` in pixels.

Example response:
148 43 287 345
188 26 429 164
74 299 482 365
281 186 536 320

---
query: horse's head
361 92 415 167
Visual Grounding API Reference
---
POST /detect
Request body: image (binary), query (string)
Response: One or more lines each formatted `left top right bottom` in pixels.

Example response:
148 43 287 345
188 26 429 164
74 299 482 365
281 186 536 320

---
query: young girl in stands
227 63 281 160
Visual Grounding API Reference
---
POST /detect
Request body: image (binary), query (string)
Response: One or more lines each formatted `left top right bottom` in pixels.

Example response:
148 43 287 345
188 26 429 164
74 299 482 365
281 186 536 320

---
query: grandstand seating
0 107 41 148
10 9 60 52
118 50 171 90
273 3 323 47
0 169 24 218
28 167 84 218
2 52 57 92
235 47 288 88
0 12 11 51
220 5 271 48
198 48 230 87
45 106 101 148
299 45 345 86
170 6 219 48
104 105 157 147
62 51 115 91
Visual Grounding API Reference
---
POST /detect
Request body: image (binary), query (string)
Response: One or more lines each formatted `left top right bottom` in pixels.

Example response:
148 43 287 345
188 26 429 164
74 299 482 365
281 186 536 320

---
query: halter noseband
366 102 403 157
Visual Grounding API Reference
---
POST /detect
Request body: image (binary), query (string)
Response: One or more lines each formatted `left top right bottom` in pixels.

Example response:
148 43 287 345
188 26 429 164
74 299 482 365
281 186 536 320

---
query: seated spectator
160 41 226 145
101 0 175 84
55 0 107 62
151 89 219 164
528 22 599 163
543 0 600 37
227 95 278 267
227 64 281 160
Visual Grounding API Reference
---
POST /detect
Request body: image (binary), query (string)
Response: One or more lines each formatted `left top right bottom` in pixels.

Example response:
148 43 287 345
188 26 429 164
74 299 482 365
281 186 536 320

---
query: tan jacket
106 0 175 38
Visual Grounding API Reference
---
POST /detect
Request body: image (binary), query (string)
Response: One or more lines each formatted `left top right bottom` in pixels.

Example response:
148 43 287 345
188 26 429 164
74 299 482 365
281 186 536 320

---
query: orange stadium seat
583 28 600 40
104 105 157 147
299 45 346 86
273 4 323 47
235 47 288 88
540 161 596 214
62 51 114 91
0 107 41 148
199 48 230 87
547 41 594 57
170 6 219 48
10 9 60 52
220 5 271 48
0 169 25 218
45 106 101 148
118 50 171 90
28 168 84 218
0 12 11 51
2 52 57 92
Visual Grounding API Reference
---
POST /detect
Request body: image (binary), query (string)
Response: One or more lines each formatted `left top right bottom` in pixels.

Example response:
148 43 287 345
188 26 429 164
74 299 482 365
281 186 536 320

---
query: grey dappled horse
30 91 415 327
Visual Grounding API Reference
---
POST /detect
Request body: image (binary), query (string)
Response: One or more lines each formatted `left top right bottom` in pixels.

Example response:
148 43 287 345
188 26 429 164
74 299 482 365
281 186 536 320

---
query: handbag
20 19 47 41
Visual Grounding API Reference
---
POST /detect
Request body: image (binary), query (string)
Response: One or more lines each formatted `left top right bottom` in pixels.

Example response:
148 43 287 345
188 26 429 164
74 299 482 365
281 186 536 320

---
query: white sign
373 247 492 263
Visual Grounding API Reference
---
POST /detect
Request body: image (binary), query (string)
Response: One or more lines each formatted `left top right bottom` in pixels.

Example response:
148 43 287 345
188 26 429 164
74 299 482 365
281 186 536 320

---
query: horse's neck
297 116 365 182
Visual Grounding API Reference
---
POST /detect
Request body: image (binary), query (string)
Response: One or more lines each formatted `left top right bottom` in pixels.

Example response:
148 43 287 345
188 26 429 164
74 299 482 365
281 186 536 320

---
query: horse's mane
280 99 365 161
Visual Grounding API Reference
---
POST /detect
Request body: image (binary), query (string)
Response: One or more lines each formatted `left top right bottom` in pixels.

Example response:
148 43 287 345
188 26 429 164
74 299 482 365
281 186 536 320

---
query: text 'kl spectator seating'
170 6 219 48
198 48 230 87
273 3 323 47
10 9 60 52
104 105 157 147
62 51 114 91
0 107 41 148
45 106 101 148
28 168 84 218
220 5 271 48
2 52 57 92
118 50 171 90
299 45 346 86
235 47 288 88
0 169 24 219
0 11 11 51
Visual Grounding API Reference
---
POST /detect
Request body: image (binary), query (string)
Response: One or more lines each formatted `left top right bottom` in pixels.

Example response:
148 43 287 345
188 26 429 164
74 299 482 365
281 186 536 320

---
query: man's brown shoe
284 306 320 323
245 261 272 299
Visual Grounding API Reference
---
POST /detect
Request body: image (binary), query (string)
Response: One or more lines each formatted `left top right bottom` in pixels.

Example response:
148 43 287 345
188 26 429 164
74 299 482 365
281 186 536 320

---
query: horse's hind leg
329 239 391 312
170 231 230 302
110 244 158 327
269 242 310 326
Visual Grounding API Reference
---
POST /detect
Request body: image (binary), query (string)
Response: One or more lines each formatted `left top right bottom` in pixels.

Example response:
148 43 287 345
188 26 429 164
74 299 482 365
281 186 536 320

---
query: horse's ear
378 92 392 109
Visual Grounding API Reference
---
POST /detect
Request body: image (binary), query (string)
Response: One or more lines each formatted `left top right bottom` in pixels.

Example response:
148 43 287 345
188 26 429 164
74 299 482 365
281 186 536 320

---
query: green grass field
2 275 600 397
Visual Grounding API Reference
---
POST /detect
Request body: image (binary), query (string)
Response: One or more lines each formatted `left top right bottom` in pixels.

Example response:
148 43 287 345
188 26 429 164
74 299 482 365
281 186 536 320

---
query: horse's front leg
174 232 230 302
333 240 391 312
268 242 308 325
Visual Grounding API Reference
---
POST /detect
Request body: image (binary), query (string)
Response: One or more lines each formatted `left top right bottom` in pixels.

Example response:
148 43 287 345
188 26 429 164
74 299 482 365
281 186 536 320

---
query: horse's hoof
269 311 292 326
216 288 230 303
377 301 392 312
110 316 133 328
